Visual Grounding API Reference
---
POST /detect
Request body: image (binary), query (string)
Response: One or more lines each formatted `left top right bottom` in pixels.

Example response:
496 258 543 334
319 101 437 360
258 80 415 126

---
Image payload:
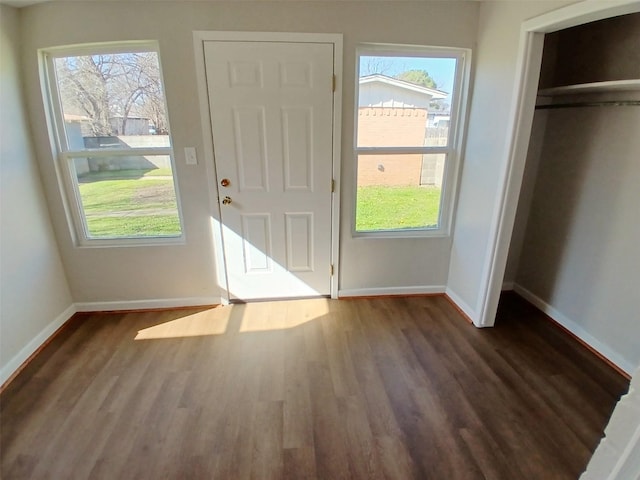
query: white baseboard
513 284 634 376
338 285 446 298
1 296 222 387
74 296 222 312
444 287 479 326
0 303 77 386
502 281 515 291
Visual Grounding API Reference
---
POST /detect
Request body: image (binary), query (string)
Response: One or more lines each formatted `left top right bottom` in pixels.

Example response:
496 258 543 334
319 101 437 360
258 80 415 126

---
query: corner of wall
0 305 77 387
444 286 479 326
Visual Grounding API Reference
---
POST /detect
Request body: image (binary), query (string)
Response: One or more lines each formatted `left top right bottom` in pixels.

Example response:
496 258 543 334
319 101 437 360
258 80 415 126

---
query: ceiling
1 0 47 6
1 0 482 8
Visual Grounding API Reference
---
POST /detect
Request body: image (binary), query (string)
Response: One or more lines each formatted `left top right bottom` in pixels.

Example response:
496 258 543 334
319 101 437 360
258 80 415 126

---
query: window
355 45 468 236
42 43 183 245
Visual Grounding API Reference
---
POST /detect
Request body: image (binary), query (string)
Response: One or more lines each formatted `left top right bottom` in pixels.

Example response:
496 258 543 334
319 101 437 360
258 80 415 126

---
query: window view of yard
355 152 446 232
48 46 183 242
77 167 181 238
355 51 460 234
356 185 441 231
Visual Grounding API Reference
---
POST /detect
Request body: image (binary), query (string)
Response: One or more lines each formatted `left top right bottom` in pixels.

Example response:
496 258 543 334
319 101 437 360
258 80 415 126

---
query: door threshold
229 295 331 304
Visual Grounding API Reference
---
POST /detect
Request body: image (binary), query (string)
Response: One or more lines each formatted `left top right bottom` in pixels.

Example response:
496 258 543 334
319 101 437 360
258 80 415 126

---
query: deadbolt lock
220 178 230 187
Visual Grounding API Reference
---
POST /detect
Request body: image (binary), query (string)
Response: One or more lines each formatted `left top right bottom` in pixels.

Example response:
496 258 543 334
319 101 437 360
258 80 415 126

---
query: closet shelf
537 79 640 96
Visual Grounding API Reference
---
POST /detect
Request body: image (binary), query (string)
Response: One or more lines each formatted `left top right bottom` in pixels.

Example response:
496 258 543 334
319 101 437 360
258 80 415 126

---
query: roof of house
359 74 448 99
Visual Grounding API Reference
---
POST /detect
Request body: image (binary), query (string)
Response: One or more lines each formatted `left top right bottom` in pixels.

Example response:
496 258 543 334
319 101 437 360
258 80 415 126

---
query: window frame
353 44 470 238
40 41 185 247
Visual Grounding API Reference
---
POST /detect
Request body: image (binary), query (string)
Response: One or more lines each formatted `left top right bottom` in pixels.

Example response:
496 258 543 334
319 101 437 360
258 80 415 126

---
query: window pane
73 156 181 238
357 56 456 148
356 153 445 231
54 52 169 150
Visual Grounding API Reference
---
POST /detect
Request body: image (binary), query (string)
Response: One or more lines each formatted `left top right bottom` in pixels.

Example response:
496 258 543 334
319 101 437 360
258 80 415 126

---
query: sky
359 55 457 96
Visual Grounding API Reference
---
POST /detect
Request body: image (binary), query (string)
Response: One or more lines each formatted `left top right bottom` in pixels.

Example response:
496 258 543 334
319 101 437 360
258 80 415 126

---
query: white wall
446 0 574 317
0 5 74 385
20 1 480 303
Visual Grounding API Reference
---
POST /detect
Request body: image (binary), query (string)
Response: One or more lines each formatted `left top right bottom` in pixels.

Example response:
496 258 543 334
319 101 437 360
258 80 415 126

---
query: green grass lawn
77 174 181 238
356 185 441 231
78 167 174 182
84 215 182 237
78 176 439 238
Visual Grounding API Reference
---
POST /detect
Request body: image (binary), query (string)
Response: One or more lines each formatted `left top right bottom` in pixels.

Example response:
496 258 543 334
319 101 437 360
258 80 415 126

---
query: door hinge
330 264 334 276
331 178 335 193
332 74 336 92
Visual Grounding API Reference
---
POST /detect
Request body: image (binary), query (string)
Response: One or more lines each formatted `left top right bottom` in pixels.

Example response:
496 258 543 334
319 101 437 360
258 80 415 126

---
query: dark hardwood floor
0 294 629 479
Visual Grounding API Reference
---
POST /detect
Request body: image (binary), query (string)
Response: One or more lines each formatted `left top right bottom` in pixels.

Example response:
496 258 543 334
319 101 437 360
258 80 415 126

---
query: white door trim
193 31 343 301
476 0 640 329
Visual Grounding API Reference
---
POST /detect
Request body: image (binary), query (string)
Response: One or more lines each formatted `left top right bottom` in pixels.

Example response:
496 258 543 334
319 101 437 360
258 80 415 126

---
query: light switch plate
184 147 197 165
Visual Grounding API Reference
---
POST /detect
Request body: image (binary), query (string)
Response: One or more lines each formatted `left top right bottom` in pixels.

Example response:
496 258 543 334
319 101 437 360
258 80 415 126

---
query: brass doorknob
220 178 230 187
222 196 232 205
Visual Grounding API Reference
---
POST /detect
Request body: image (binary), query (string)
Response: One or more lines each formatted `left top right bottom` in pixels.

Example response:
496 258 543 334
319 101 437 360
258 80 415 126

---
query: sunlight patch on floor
134 298 331 340
238 298 330 333
135 306 231 340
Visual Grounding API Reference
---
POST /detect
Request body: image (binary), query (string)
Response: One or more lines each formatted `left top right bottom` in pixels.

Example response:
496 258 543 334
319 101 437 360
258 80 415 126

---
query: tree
394 70 437 89
56 56 112 135
55 52 167 136
360 56 397 77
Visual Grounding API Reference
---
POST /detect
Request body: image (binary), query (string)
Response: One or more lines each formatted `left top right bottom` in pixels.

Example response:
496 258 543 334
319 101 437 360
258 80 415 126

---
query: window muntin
44 45 182 244
354 47 466 236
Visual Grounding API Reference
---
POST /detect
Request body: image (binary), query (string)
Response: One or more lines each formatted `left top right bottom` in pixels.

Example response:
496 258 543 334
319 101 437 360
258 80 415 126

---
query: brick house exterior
357 75 448 187
358 107 427 186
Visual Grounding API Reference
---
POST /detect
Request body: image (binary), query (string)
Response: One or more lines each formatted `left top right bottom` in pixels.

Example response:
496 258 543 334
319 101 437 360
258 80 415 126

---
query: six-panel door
204 41 334 300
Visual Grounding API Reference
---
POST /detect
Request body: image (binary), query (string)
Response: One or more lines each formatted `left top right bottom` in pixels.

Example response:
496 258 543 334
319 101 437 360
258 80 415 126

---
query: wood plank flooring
0 294 629 479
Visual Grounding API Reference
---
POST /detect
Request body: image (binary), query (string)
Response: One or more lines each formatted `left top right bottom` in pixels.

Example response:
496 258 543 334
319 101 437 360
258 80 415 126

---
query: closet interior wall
504 13 640 375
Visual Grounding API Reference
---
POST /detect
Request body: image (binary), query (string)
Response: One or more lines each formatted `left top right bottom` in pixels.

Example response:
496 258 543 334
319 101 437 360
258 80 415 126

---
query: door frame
193 31 343 303
477 0 640 327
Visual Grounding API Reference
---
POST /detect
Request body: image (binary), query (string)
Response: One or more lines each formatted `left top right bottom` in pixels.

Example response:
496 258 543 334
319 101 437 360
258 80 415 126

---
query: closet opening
501 12 639 376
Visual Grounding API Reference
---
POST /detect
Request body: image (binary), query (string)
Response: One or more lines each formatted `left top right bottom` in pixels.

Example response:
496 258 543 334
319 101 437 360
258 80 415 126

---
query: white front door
204 40 335 300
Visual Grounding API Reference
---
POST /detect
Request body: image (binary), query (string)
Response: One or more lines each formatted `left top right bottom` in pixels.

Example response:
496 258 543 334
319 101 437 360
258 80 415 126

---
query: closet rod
535 100 640 110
